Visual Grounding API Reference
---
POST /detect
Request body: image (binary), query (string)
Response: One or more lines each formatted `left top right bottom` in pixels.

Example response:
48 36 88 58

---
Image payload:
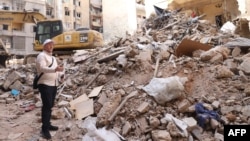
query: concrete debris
1 8 250 141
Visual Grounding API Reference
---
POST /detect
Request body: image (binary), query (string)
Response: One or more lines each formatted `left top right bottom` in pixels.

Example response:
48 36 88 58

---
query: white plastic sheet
142 76 188 104
220 21 236 34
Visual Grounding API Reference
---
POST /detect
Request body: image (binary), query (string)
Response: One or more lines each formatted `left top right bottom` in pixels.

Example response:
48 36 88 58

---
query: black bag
33 58 54 89
33 73 43 89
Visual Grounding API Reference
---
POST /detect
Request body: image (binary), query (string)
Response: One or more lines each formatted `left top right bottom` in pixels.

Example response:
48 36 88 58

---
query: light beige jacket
36 51 62 86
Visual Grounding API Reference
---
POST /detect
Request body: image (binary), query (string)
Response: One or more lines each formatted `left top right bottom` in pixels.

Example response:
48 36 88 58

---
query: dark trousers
38 84 57 131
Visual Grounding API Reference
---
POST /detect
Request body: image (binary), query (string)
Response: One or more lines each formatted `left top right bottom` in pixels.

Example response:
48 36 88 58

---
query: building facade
61 0 84 30
0 0 46 56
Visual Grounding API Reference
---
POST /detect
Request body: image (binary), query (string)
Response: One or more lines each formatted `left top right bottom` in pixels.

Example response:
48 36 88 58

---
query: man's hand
55 66 64 72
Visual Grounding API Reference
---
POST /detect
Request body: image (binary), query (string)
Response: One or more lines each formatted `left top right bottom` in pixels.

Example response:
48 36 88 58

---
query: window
3 24 8 30
3 6 9 10
46 10 51 16
73 10 76 17
46 9 52 16
78 1 81 6
65 11 70 16
44 26 51 33
33 9 39 12
77 12 81 18
53 25 60 32
65 7 70 16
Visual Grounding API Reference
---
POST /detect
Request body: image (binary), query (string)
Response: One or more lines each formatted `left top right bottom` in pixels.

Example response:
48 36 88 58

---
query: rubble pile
1 9 250 141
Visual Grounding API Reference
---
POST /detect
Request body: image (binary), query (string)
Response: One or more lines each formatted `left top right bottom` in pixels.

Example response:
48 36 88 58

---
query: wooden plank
69 94 89 110
72 50 89 63
76 46 113 63
75 99 94 120
97 50 125 63
88 85 104 98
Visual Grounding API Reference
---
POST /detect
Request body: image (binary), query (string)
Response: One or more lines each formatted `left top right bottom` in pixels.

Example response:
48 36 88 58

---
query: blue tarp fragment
195 103 220 128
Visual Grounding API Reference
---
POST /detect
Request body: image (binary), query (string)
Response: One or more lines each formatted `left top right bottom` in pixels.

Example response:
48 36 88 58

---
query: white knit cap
43 39 54 47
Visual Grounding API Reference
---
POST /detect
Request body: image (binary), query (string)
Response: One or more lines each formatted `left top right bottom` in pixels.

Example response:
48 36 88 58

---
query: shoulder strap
49 57 54 67
37 72 44 79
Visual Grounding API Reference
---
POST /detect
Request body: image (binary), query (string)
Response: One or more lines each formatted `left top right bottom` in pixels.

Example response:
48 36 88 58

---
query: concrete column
102 0 137 42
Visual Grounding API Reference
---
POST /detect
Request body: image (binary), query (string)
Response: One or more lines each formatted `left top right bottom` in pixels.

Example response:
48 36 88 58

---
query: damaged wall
198 3 224 24
168 0 223 9
167 0 241 25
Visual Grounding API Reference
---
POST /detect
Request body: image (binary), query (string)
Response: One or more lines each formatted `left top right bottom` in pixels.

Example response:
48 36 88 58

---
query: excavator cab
0 10 104 66
33 20 104 52
34 20 63 50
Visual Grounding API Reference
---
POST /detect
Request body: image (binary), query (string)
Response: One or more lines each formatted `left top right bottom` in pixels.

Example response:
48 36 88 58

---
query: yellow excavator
0 10 104 66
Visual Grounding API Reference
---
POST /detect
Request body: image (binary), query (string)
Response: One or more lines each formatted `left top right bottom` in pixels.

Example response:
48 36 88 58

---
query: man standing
36 39 64 139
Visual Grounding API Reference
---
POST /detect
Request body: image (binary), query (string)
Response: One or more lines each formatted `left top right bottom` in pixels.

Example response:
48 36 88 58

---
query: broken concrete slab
137 102 150 113
191 126 203 141
151 130 172 141
97 92 108 105
238 58 250 75
97 93 122 127
182 117 197 131
122 121 132 136
72 50 89 63
3 71 22 90
137 116 150 132
178 99 191 113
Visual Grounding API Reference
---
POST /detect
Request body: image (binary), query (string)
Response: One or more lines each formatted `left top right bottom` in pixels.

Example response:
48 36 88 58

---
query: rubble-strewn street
1 9 250 141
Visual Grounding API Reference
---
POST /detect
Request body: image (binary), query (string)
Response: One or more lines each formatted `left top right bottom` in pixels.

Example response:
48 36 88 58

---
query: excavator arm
0 10 46 24
0 10 46 67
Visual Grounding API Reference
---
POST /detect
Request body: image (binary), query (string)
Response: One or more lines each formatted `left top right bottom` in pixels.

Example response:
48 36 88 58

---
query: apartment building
60 0 84 30
0 0 46 56
51 0 103 32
